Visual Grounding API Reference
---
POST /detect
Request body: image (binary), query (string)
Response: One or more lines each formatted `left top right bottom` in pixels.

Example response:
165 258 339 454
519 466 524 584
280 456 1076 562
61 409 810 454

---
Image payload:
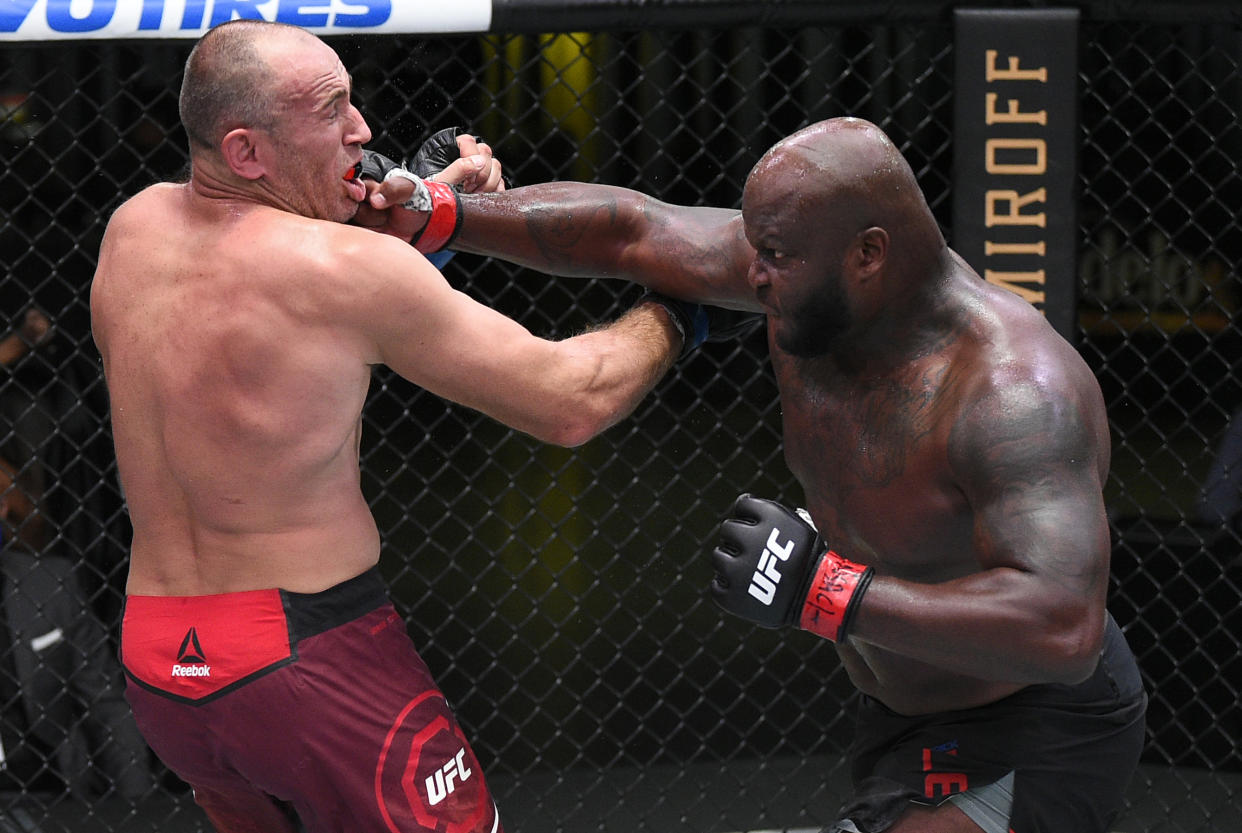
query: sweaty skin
91 23 679 598
436 118 1113 717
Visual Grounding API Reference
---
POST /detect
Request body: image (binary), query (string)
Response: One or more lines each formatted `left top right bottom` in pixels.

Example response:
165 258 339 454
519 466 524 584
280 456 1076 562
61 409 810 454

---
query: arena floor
3 760 1238 832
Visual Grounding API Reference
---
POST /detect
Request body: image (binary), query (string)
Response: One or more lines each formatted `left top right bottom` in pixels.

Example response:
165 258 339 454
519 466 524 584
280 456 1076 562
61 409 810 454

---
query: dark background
0 2 1239 831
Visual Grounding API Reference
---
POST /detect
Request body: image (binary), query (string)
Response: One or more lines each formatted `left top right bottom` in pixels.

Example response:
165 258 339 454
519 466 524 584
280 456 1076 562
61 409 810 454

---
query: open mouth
343 162 366 201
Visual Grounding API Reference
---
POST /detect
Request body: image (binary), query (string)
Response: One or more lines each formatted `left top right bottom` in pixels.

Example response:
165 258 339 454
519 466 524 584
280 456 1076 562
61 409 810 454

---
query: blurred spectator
1 309 54 509
0 455 153 801
1199 406 1242 532
0 309 50 369
2 307 128 627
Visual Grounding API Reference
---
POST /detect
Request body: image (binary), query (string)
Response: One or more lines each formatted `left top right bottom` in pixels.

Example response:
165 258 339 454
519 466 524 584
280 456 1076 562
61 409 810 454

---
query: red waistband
121 567 388 705
122 588 292 704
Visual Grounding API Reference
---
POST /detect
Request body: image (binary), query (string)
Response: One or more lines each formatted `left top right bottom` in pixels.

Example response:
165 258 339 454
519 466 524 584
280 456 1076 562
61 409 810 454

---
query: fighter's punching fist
709 494 873 642
352 129 504 249
353 147 461 253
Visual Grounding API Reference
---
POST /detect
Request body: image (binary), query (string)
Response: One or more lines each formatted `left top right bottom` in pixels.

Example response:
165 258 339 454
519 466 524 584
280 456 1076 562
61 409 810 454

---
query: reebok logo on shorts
172 627 211 678
122 589 293 703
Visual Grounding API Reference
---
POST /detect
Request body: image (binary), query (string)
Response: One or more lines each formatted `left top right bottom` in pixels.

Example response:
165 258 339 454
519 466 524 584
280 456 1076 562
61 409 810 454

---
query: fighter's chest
778 352 956 470
775 358 971 568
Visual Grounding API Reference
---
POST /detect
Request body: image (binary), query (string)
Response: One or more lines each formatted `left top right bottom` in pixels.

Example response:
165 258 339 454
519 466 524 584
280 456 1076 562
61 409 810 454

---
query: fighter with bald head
364 117 1147 833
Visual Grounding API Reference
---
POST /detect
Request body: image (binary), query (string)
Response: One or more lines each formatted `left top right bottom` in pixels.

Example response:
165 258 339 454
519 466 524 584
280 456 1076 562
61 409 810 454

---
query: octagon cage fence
0 1 1240 831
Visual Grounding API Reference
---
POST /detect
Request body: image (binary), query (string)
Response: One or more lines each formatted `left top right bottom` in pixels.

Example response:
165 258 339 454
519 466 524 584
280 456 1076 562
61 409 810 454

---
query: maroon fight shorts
121 567 502 833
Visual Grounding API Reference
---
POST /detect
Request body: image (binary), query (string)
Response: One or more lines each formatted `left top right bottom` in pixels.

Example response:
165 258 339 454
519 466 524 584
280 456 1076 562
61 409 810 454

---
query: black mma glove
709 493 873 642
357 147 403 182
409 126 465 178
640 291 765 358
410 126 514 189
356 148 461 254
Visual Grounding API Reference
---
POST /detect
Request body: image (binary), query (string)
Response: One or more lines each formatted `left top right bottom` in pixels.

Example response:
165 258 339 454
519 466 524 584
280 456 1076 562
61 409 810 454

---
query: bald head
748 117 942 252
179 19 312 152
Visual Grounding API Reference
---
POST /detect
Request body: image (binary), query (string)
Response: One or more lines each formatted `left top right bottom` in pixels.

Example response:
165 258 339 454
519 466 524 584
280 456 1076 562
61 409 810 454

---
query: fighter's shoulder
276 212 418 270
105 182 184 232
279 216 447 309
647 202 752 299
949 326 1105 472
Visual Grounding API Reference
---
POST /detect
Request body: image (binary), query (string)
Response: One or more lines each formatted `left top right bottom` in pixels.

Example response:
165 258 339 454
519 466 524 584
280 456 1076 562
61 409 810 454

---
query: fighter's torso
771 277 1046 714
91 183 382 596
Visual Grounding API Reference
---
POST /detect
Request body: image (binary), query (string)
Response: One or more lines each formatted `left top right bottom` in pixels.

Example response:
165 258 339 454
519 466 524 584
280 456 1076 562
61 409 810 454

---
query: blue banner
0 0 490 40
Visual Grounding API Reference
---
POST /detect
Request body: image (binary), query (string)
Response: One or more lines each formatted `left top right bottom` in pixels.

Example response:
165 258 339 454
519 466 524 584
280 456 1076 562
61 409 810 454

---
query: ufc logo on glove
710 494 874 642
746 528 796 605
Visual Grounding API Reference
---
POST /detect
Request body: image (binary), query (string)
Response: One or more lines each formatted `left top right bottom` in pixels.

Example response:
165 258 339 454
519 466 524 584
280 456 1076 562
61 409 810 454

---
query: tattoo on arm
948 382 1108 595
525 200 622 271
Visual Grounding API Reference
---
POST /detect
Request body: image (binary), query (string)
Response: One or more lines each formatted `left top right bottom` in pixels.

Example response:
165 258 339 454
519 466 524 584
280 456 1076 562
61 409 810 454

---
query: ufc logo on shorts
425 747 472 806
747 528 795 605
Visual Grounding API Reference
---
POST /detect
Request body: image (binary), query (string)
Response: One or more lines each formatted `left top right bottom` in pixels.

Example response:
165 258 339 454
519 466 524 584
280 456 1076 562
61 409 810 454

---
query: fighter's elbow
525 398 617 448
532 416 607 448
1041 613 1105 684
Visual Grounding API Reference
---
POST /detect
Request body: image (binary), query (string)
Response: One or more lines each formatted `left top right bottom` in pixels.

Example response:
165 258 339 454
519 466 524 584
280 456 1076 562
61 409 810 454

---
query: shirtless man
368 117 1147 833
90 19 699 833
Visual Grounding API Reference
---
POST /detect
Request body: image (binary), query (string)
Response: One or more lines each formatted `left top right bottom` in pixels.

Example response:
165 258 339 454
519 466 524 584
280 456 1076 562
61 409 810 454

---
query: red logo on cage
375 691 498 833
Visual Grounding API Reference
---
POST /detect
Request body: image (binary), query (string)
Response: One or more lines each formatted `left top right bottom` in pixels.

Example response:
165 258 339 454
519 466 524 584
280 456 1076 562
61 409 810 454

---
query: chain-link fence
1 2 1240 831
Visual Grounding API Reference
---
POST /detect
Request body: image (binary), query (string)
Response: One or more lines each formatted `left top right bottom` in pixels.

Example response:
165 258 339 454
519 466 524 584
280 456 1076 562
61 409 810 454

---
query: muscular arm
336 224 681 447
453 183 761 311
849 376 1111 685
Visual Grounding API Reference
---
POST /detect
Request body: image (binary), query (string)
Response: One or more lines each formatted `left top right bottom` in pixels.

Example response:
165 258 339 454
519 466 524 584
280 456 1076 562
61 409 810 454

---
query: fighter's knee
885 801 984 833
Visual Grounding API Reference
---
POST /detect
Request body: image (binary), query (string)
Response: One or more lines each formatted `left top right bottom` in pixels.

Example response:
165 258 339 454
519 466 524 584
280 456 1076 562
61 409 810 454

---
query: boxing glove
410 126 512 187
640 291 765 358
709 493 873 642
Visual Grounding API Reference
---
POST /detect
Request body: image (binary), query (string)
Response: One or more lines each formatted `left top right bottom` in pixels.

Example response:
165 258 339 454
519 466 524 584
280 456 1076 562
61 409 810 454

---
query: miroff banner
951 8 1079 343
0 0 491 40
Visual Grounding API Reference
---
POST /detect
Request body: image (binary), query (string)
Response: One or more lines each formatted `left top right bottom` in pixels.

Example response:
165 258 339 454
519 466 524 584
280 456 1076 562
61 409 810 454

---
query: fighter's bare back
92 184 385 597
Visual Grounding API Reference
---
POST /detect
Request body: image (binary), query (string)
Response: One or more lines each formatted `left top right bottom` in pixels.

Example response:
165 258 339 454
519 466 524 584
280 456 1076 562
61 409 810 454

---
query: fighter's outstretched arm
328 219 682 448
456 184 758 309
364 177 760 311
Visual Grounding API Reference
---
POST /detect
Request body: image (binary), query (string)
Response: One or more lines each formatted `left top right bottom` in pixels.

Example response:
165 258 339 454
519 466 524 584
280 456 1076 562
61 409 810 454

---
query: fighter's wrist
639 291 703 357
411 179 462 253
796 550 874 642
639 296 688 353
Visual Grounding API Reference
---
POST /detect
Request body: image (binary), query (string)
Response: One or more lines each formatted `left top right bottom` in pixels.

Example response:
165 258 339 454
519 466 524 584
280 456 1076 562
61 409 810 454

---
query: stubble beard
777 280 852 358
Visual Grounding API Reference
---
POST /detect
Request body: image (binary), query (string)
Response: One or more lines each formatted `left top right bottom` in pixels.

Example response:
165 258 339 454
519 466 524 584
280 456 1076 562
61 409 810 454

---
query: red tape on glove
412 180 462 254
798 551 874 642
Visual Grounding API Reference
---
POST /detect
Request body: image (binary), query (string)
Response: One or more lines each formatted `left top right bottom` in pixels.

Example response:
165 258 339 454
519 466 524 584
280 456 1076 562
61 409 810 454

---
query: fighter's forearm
850 567 1105 685
454 182 649 279
454 183 758 309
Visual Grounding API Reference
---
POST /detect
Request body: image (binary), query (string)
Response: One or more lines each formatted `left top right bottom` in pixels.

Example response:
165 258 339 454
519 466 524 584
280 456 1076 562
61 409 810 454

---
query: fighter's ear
855 227 888 274
220 128 266 181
